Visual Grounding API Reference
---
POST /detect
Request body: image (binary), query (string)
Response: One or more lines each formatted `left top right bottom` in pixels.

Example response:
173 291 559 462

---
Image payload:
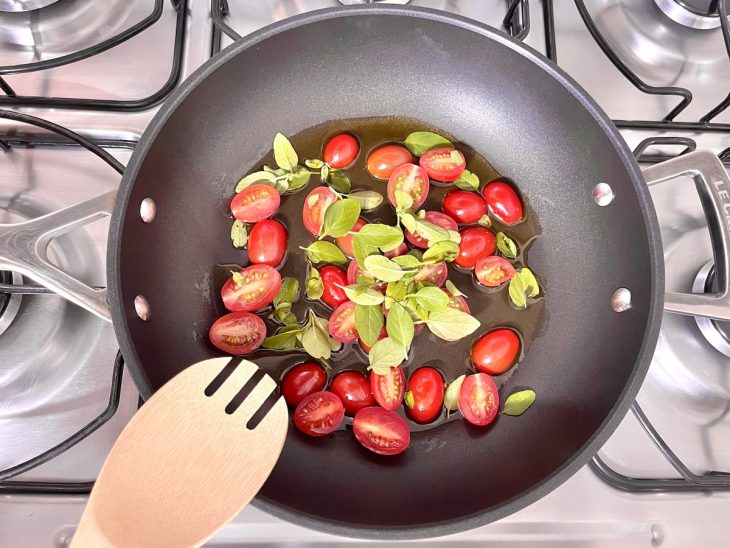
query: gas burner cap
654 0 721 29
0 0 61 12
0 270 23 337
692 260 730 356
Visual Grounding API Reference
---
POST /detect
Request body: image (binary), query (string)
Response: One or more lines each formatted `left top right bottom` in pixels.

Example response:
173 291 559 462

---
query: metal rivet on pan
611 288 632 312
134 295 151 321
593 183 614 206
140 198 156 223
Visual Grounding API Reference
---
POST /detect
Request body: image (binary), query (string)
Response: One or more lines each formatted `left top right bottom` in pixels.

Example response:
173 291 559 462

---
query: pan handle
643 150 730 321
0 191 116 323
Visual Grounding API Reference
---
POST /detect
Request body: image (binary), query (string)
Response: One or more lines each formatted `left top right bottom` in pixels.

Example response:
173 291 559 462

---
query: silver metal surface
139 197 156 223
593 182 615 206
611 287 632 311
0 270 22 335
0 0 60 12
653 0 721 29
692 260 730 356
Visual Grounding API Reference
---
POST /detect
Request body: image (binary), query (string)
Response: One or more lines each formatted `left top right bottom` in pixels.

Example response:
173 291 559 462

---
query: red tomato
293 391 344 437
358 326 387 353
230 183 280 223
471 329 521 375
318 265 349 308
405 211 458 249
481 181 524 225
222 265 281 312
419 147 466 182
323 133 359 169
474 256 516 288
366 144 413 180
443 288 470 314
328 301 358 343
384 242 409 258
414 262 448 287
442 191 487 224
329 371 376 416
335 217 366 258
353 406 410 456
247 219 287 267
387 163 430 210
458 373 499 426
456 227 497 269
209 312 266 355
302 186 338 236
280 361 327 406
347 260 385 293
371 367 406 411
405 367 445 424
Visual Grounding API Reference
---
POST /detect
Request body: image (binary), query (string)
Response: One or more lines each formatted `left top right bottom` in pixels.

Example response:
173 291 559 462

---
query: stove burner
0 270 22 337
692 260 730 356
0 0 61 12
654 0 721 29
337 0 410 4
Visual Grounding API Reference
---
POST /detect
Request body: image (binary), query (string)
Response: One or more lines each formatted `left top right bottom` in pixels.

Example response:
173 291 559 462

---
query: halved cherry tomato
471 329 521 375
443 288 470 314
353 406 410 456
458 373 499 426
371 366 406 411
222 265 281 312
247 219 287 267
442 191 487 224
481 180 523 225
302 186 338 236
318 265 349 308
405 211 458 249
358 326 387 353
474 256 516 288
419 147 466 182
335 217 366 258
231 183 280 223
387 163 430 210
347 260 385 293
323 133 359 169
405 366 445 424
209 311 266 355
280 361 327 406
328 301 358 343
414 262 448 287
366 144 413 180
329 371 376 416
456 227 496 269
384 242 409 258
294 391 345 437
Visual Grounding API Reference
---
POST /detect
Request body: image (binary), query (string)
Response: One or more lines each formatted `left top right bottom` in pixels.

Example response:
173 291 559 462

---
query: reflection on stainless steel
653 0 721 29
0 271 22 336
692 260 730 356
338 0 410 4
0 0 61 12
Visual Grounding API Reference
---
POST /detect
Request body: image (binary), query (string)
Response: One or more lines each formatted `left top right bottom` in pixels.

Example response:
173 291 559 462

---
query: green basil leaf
386 302 414 352
422 240 459 263
262 324 302 350
478 214 492 228
394 189 414 211
353 237 377 269
508 268 540 309
522 267 540 297
356 275 377 288
444 374 466 415
288 165 311 191
303 241 348 265
445 279 466 298
453 169 480 191
447 230 461 244
342 285 384 306
403 131 453 156
311 310 342 352
329 170 351 193
399 211 417 233
301 324 331 360
273 133 298 171
305 158 324 169
412 286 450 313
368 337 405 370
349 190 384 211
363 255 405 282
235 170 278 193
321 198 361 238
426 308 481 341
497 232 518 259
306 266 324 300
230 220 248 248
355 304 384 346
274 277 299 308
502 389 536 416
273 309 298 325
413 218 450 244
356 224 404 252
385 280 408 302
391 254 421 270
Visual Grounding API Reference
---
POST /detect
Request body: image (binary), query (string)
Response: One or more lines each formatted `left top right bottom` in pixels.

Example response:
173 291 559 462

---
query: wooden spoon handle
70 509 115 548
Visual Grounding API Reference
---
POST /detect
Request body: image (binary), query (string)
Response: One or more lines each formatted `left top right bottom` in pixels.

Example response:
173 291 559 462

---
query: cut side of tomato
414 262 448 287
221 265 281 312
302 186 339 236
231 183 281 223
370 367 406 411
209 311 266 355
353 406 410 456
443 288 470 314
328 301 359 343
405 211 458 249
419 147 466 182
294 391 345 437
387 163 430 210
474 256 516 288
458 373 499 426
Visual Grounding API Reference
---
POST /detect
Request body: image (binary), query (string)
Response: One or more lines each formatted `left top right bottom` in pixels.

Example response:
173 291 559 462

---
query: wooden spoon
70 357 288 548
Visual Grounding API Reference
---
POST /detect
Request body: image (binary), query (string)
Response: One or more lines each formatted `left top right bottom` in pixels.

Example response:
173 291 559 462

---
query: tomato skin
323 133 359 169
353 406 410 456
247 219 287 267
471 329 521 375
209 312 266 355
405 211 458 249
414 262 448 287
318 265 349 308
366 144 413 180
481 181 523 225
294 391 345 437
405 367 445 424
358 326 387 353
328 301 358 343
221 265 281 312
458 373 499 426
387 163 430 210
347 260 386 293
329 371 376 416
371 367 406 411
419 147 466 182
456 227 497 269
302 186 338 236
474 256 516 288
231 183 280 223
384 242 409 258
335 217 366 258
280 361 327 406
442 191 487 224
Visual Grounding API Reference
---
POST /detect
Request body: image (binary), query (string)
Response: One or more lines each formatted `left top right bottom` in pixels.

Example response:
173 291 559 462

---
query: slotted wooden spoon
70 357 288 548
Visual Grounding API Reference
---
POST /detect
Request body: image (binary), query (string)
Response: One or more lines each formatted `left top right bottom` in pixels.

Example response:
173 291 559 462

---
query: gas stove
2 1 730 546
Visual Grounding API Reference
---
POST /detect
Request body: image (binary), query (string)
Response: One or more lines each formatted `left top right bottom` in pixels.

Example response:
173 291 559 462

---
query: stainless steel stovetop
1 1 730 546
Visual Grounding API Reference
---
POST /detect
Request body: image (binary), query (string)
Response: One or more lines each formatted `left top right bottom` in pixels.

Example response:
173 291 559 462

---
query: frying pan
3 5 730 540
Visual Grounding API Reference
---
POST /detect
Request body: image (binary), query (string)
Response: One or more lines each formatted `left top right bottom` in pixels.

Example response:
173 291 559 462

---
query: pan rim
108 4 664 540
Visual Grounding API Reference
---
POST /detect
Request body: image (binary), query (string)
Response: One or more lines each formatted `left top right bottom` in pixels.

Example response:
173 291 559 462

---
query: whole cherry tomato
471 329 521 375
318 265 349 308
329 371 376 416
323 133 359 169
442 191 487 224
405 366 445 424
280 361 327 406
247 219 287 267
481 180 523 225
455 227 496 269
366 144 413 180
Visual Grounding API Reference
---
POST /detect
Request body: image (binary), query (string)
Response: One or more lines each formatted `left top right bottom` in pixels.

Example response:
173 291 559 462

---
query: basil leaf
364 255 405 283
412 286 450 313
522 267 540 297
356 224 404 252
444 374 466 415
355 304 384 346
385 280 408 302
273 309 298 325
353 237 377 269
391 254 421 270
368 337 405 370
274 277 299 308
453 169 480 191
288 165 311 191
497 232 518 259
403 131 453 156
445 279 466 298
447 230 462 244
321 198 361 238
230 220 248 248
273 133 298 171
262 325 302 350
305 159 324 169
356 275 377 288
329 170 351 193
320 164 330 183
235 170 278 193
342 285 384 306
413 218 450 244
478 214 492 228
349 190 384 211
426 308 480 341
394 189 414 211
509 268 540 309
502 389 536 416
422 240 459 263
399 211 417 233
311 311 342 352
386 302 414 352
306 266 324 300
300 310 340 360
303 241 347 265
